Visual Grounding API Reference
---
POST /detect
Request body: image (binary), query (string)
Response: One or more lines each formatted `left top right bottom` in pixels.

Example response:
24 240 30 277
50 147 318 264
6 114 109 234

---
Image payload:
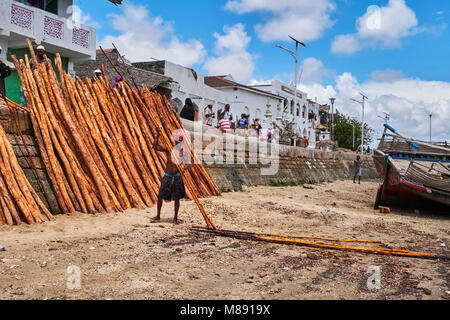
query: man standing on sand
353 155 362 184
152 131 190 224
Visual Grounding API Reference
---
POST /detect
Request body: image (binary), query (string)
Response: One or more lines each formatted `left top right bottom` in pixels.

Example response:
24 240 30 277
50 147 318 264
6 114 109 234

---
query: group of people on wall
178 98 273 142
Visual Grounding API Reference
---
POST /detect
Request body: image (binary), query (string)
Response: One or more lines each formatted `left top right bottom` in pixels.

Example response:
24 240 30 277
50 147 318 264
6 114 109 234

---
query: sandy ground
0 180 448 300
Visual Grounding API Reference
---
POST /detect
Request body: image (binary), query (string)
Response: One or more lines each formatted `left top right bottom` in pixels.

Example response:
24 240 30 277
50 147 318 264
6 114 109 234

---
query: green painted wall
5 48 68 106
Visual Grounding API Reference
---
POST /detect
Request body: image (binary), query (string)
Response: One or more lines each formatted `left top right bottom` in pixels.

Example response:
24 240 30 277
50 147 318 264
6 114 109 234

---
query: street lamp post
352 122 355 150
329 97 336 141
351 92 368 156
276 36 306 144
429 114 432 143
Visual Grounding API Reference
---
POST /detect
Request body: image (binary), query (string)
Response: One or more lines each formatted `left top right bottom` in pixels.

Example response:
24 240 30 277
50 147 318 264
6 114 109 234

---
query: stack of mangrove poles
10 46 219 216
0 120 53 225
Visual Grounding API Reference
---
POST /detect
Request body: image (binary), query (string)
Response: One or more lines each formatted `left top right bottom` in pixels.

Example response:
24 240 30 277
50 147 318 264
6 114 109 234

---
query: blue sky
74 0 450 141
75 0 450 83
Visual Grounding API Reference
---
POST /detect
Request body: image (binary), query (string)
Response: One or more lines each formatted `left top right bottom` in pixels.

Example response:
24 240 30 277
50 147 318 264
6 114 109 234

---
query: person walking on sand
152 131 190 224
353 155 362 184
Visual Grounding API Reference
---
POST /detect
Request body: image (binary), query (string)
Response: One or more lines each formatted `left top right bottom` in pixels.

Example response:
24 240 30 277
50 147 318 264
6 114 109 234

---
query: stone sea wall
183 129 378 192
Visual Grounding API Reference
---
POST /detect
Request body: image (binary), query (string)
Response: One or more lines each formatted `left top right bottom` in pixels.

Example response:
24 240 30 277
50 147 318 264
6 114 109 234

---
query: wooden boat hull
373 150 386 177
373 125 449 213
375 157 450 213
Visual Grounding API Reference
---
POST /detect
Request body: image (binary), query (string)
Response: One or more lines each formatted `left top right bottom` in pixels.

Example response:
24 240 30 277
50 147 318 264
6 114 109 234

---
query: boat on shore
373 124 450 213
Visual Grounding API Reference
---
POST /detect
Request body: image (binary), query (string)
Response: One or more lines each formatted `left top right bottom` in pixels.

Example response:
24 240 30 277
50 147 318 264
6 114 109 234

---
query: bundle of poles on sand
3 39 219 225
1 39 447 261
0 115 53 225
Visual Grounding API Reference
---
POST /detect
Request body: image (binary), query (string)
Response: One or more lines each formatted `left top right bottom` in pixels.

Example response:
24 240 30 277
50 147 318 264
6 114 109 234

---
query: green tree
333 114 374 151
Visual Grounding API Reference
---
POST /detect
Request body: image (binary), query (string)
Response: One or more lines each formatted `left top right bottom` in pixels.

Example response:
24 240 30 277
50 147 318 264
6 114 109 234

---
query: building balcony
0 0 96 61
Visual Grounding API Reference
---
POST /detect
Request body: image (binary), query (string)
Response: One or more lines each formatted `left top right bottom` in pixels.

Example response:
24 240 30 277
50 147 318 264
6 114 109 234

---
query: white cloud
225 0 335 42
68 5 101 29
99 3 206 66
331 34 360 55
370 70 404 82
300 57 334 84
357 0 418 46
248 78 273 86
203 23 256 82
332 0 419 54
297 60 450 143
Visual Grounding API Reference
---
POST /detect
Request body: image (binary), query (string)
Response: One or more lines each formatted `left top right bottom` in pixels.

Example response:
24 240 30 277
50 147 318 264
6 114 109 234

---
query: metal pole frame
352 122 355 150
294 42 298 146
275 37 305 146
429 114 432 143
329 98 335 141
351 93 368 156
362 97 365 156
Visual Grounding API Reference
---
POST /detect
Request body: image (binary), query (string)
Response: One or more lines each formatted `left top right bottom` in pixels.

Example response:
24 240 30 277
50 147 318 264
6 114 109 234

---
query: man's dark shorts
158 174 186 201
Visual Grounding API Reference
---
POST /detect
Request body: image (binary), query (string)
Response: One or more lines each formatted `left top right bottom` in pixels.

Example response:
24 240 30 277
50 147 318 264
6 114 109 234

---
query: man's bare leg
174 199 180 224
152 198 163 221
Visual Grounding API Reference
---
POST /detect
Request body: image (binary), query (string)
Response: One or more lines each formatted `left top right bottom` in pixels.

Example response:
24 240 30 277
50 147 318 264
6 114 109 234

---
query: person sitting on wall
252 118 262 137
303 136 309 148
217 112 231 133
223 104 233 122
203 104 215 126
237 114 249 129
260 128 273 142
180 98 197 121
0 46 12 98
113 75 123 89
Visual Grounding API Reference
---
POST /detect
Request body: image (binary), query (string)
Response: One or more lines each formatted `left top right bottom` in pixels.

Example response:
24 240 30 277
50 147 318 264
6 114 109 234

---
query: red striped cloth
218 118 231 132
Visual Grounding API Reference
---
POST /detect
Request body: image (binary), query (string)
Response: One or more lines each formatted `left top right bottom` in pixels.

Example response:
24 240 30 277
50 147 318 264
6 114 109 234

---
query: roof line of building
205 76 285 100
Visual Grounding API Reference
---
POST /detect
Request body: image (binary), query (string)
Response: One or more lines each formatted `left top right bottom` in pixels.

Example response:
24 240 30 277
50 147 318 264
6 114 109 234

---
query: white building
204 75 284 130
305 99 320 148
0 0 96 62
251 80 320 148
0 0 96 103
133 60 230 125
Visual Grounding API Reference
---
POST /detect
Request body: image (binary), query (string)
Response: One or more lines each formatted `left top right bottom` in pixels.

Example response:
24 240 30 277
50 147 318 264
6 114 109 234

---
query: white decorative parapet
11 3 34 30
0 0 96 60
44 15 64 40
72 27 90 48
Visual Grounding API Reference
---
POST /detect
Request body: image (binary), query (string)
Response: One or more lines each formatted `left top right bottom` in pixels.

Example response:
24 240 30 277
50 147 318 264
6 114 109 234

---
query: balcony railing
0 0 96 59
